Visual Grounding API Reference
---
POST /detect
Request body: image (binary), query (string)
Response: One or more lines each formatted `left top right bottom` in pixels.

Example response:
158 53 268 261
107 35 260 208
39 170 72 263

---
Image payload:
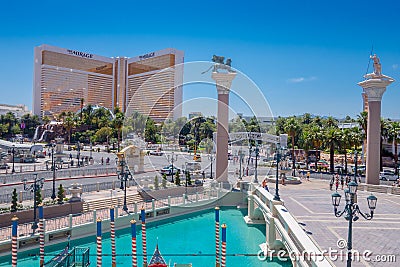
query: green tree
175 170 181 186
284 117 301 170
324 127 341 173
357 111 368 139
57 184 65 204
162 173 167 189
145 118 158 143
308 125 323 171
186 171 192 186
112 107 125 151
36 189 43 205
387 121 400 174
95 127 113 143
380 119 390 171
11 124 21 135
11 188 18 212
63 115 75 144
154 175 159 190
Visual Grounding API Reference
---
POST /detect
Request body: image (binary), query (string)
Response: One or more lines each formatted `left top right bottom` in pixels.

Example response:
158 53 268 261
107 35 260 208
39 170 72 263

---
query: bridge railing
253 186 334 267
0 166 116 184
0 187 221 243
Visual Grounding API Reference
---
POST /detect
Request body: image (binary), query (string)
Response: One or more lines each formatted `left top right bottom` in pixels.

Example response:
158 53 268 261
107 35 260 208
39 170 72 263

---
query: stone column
358 75 394 184
212 72 237 183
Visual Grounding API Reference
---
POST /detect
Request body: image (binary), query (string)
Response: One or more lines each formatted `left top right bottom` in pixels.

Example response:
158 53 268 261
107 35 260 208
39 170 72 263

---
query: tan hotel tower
33 44 184 122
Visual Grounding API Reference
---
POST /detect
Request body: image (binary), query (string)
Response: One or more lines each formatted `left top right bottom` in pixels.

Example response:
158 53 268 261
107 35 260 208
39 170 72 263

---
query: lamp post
331 182 377 267
238 150 244 180
50 143 56 200
353 150 358 183
273 144 281 201
116 154 132 213
167 152 178 183
22 173 45 230
209 153 215 179
11 145 15 174
254 143 260 184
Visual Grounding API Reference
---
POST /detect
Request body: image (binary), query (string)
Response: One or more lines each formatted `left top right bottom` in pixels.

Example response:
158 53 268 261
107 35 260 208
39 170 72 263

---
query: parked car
160 165 180 175
149 150 164 156
0 163 10 169
379 170 398 181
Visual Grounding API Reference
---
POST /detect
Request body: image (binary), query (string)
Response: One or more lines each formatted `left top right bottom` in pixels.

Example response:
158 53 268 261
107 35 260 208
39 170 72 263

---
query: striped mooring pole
131 219 137 267
141 208 147 267
221 224 227 267
215 206 220 267
96 218 102 267
110 207 116 267
38 204 45 266
11 216 18 267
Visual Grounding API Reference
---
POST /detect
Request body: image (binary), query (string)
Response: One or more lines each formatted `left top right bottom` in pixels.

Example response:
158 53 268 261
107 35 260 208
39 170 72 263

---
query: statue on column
370 54 382 77
364 54 393 81
201 55 235 74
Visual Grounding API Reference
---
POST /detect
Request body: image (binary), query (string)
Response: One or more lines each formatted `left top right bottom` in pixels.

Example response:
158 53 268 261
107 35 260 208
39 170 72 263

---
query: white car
379 171 398 181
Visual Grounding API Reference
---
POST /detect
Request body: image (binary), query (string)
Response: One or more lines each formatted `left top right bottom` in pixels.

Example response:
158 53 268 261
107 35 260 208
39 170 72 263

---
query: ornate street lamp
46 142 56 200
116 154 133 213
331 181 377 267
167 152 178 183
273 144 281 201
209 153 215 179
22 174 45 230
353 150 358 183
238 150 245 180
11 144 15 174
77 141 81 167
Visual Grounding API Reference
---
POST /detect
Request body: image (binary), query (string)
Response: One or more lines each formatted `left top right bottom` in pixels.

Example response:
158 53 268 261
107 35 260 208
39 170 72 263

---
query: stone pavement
268 178 400 267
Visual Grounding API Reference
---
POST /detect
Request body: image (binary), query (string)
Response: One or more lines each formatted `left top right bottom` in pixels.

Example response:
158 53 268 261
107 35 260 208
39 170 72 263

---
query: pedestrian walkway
268 178 400 267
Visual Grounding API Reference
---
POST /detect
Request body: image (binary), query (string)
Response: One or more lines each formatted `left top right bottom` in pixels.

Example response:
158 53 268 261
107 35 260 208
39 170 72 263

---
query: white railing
0 188 221 242
253 186 334 267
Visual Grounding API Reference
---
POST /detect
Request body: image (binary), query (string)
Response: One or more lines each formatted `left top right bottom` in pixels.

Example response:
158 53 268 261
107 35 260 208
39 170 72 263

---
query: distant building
0 104 29 118
240 115 275 125
33 44 184 122
188 112 203 120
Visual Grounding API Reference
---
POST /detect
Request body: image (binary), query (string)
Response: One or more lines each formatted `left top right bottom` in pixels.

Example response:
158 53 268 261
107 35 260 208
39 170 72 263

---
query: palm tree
380 119 390 171
63 115 75 144
324 127 341 173
284 117 301 173
308 125 323 171
357 111 368 137
80 98 85 122
387 121 400 174
340 128 353 174
113 107 125 151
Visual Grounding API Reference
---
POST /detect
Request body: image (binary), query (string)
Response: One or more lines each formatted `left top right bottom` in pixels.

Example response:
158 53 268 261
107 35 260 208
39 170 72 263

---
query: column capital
212 72 237 95
358 75 394 102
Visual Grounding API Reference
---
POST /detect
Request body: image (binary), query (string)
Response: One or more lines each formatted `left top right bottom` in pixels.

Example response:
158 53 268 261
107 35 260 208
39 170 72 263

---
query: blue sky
0 0 399 119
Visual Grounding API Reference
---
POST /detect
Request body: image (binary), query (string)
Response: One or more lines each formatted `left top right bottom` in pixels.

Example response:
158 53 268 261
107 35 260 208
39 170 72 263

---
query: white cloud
287 76 317 83
392 64 398 70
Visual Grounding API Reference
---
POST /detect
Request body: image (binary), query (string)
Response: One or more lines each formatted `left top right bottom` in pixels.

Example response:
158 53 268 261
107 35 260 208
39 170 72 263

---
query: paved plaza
269 178 400 267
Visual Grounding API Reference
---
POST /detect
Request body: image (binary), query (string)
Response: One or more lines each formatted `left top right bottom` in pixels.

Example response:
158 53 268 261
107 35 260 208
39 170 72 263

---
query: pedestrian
306 171 310 181
202 170 205 181
335 176 339 191
101 157 104 165
329 178 334 191
340 175 344 189
246 167 249 176
69 153 72 160
106 157 110 165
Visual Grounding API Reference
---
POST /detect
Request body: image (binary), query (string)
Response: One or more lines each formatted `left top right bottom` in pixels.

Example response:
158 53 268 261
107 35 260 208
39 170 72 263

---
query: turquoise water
0 208 291 266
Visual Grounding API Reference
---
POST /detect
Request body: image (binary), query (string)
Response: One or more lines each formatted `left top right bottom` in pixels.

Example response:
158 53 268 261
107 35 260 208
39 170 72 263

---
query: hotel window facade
33 45 184 122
